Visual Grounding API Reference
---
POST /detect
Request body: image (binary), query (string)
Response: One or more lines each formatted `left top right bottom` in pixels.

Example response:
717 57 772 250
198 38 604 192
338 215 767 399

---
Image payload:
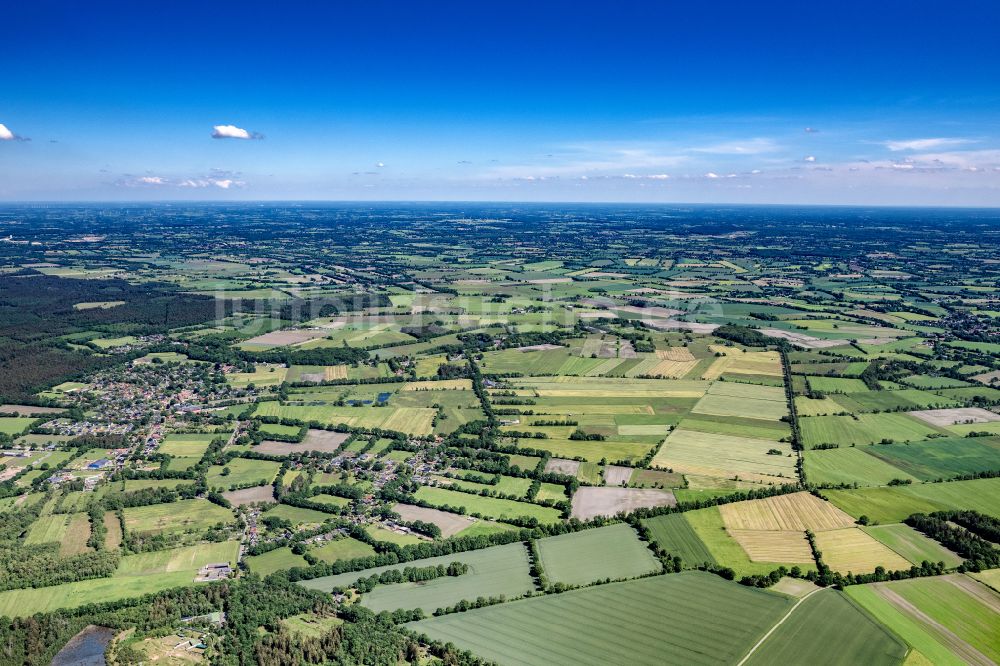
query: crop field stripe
408 572 794 666
641 513 717 566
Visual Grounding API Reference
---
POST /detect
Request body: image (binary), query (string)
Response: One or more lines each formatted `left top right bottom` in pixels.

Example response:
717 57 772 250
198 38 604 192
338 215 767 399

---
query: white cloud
704 172 720 179
0 123 28 141
883 138 971 151
376 161 385 168
211 124 263 140
138 176 166 185
178 178 243 189
692 138 779 155
803 155 816 162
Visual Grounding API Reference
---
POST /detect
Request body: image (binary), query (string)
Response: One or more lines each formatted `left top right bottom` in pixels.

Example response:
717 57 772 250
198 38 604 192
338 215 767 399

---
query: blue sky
2 1 1000 205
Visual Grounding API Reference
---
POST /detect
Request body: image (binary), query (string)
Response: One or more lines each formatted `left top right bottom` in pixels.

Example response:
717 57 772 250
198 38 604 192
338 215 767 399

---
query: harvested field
544 457 580 476
571 486 675 520
690 382 788 420
719 492 856 532
300 429 351 452
645 319 720 334
602 465 634 486
760 329 846 348
222 485 275 507
908 407 1000 427
652 429 796 485
630 468 684 488
648 359 700 378
728 529 814 563
391 503 473 538
814 528 911 574
242 328 331 347
0 404 63 415
657 347 696 362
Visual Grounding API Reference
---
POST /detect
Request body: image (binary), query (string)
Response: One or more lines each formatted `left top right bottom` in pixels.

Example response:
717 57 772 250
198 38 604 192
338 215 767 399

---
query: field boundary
735 587 826 666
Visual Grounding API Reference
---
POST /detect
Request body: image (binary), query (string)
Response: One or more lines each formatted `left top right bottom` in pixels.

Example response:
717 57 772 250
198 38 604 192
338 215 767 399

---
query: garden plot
570 486 675 520
652 429 796 485
908 407 1000 427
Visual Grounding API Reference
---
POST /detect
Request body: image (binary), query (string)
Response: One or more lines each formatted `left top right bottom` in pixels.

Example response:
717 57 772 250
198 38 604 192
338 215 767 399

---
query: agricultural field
822 477 1000 523
5 205 1000 662
744 589 908 666
300 542 534 613
536 523 660 586
413 486 563 523
847 575 1000 665
122 499 234 535
408 572 794 666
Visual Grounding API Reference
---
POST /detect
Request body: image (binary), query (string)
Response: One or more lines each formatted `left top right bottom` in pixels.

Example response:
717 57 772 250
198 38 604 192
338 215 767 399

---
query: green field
642 512 717 566
0 571 197 617
412 486 562 523
0 417 35 435
158 432 229 457
745 589 908 666
685 506 813 577
122 499 234 535
865 437 1000 480
823 478 1000 523
115 541 239 575
258 422 302 437
300 542 534 613
803 447 917 486
206 458 282 489
408 572 793 666
800 413 947 447
246 547 308 576
310 537 376 564
847 576 1000 664
862 524 964 568
536 523 660 586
